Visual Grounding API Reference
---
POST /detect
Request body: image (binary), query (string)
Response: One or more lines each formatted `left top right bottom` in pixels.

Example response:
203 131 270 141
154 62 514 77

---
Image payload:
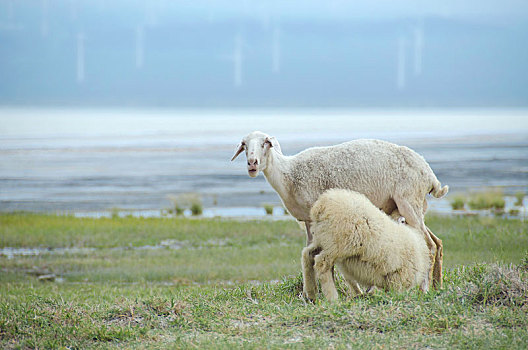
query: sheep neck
262 149 291 201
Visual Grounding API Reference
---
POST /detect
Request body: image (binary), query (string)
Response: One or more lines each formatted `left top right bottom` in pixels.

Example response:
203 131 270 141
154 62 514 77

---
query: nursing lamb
302 189 431 301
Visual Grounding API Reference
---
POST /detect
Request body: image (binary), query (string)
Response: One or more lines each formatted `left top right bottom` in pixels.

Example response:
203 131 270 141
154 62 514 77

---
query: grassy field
1 213 527 349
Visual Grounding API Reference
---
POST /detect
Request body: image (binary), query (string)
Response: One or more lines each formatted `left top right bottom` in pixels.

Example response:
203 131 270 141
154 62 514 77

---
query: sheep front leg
336 265 364 297
419 275 430 293
304 221 313 245
301 246 318 301
314 253 338 302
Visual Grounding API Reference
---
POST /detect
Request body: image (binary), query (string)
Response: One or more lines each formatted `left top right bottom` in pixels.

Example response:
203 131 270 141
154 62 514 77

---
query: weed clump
278 273 304 296
457 263 527 307
514 192 525 207
175 206 185 216
520 251 528 271
263 204 274 215
190 202 203 216
167 193 203 216
167 194 185 215
110 207 121 219
450 195 466 210
468 190 505 211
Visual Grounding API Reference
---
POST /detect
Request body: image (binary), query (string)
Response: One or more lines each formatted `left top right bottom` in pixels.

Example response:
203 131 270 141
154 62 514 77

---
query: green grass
1 213 527 349
0 213 299 249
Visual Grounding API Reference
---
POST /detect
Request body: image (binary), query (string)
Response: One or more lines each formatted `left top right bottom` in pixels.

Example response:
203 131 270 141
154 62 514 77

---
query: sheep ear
265 136 282 154
231 143 245 161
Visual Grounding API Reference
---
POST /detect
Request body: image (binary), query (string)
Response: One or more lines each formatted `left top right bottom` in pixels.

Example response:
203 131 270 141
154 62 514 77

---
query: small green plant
468 190 505 210
450 195 466 210
187 194 203 216
110 207 121 219
167 195 184 216
263 204 274 215
514 192 525 206
168 193 202 216
175 206 185 216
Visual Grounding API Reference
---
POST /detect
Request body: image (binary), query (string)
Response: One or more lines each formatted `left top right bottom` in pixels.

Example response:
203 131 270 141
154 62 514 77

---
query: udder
376 197 397 215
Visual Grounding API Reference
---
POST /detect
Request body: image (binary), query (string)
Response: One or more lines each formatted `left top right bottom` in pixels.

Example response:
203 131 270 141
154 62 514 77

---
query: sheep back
285 139 440 221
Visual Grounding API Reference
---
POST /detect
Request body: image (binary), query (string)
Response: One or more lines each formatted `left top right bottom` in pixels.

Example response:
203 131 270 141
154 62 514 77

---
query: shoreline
2 195 525 220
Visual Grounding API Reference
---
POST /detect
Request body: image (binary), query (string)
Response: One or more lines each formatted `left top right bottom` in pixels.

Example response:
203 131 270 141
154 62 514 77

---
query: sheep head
231 131 282 178
389 208 407 224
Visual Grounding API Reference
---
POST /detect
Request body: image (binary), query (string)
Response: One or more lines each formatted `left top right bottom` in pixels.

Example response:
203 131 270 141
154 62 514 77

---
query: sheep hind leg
393 196 436 290
421 198 443 289
314 253 338 302
427 226 443 289
301 246 319 301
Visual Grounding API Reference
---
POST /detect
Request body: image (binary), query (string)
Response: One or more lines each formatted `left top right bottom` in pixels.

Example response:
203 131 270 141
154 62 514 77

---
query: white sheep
302 189 431 301
231 131 447 288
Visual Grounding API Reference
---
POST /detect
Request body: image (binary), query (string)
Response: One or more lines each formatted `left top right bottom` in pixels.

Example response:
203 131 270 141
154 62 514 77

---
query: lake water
1 108 527 214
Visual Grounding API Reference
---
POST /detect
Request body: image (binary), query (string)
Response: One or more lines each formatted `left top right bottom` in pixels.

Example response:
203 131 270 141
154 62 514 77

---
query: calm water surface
1 108 527 213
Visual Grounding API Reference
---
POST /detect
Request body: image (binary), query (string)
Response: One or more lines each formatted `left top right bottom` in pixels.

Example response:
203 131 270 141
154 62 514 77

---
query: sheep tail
430 179 449 198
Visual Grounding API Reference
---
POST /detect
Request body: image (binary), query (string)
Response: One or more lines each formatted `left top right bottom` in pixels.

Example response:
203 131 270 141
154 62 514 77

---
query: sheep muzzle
247 158 259 177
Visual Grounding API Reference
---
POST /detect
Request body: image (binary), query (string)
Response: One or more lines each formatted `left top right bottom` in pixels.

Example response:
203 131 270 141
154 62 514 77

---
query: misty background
1 0 528 107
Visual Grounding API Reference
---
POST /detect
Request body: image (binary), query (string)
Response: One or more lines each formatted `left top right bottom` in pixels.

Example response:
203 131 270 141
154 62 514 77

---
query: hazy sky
5 0 528 22
179 0 528 18
69 0 528 20
1 1 527 107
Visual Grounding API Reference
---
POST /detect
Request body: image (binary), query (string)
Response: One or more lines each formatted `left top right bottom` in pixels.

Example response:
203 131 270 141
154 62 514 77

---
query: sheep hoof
302 292 316 304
